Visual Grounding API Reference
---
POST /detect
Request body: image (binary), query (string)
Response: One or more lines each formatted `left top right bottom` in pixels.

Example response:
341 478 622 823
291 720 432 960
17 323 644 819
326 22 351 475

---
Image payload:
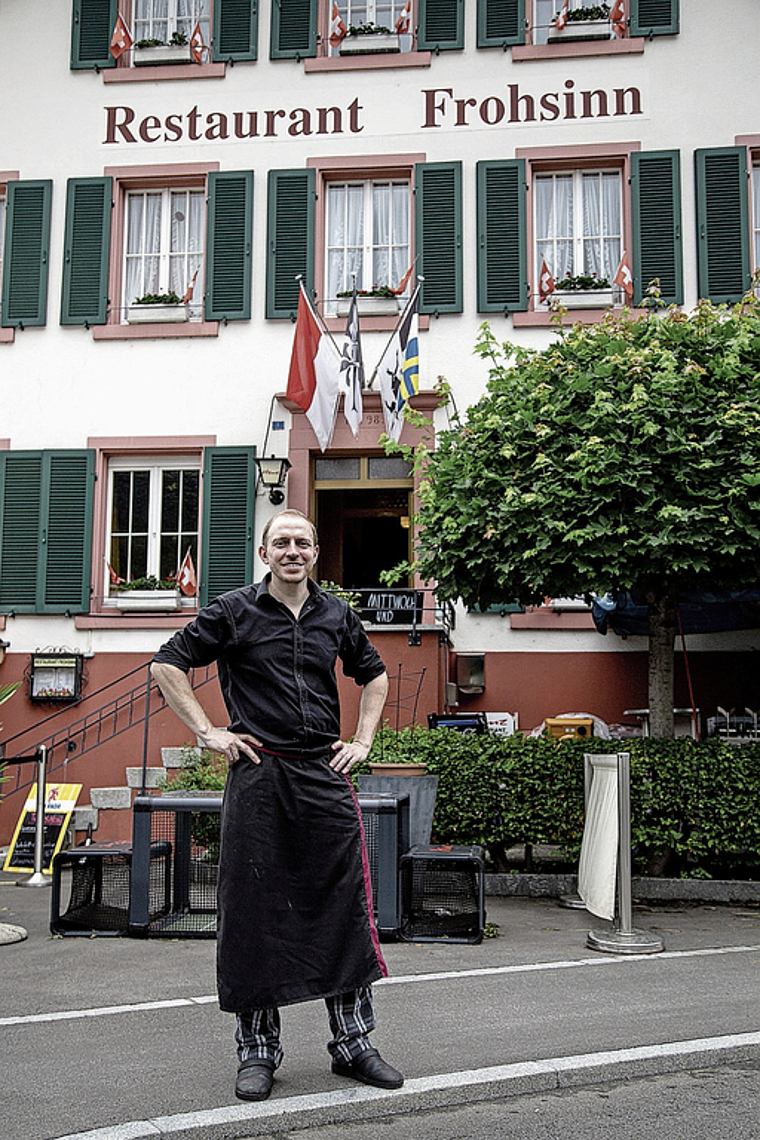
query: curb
485 873 760 904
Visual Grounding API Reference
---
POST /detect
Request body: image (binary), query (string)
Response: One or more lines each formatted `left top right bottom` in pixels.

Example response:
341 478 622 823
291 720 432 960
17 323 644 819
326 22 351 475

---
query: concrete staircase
73 748 195 844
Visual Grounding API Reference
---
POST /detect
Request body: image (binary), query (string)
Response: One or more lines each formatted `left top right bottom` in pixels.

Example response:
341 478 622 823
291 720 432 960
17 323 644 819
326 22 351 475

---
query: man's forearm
151 662 215 739
354 672 390 748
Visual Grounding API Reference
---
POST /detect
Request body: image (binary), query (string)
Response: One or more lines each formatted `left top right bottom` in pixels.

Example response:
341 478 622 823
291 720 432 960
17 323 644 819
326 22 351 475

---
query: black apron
216 749 387 1012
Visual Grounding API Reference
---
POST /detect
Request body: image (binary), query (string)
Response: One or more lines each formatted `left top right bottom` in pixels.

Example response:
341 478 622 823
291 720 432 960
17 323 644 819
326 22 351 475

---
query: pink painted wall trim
0 173 19 343
103 63 225 83
305 52 430 73
513 38 644 61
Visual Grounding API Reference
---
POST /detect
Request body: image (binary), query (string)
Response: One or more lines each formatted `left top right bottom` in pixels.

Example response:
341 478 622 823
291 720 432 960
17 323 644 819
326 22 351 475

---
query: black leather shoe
332 1047 404 1089
235 1058 275 1101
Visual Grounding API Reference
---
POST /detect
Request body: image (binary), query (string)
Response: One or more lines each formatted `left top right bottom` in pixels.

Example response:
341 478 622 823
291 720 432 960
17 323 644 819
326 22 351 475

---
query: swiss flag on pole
554 0 569 31
110 12 134 60
538 257 555 303
286 283 342 451
610 0 626 37
395 0 412 34
190 21 206 63
614 251 634 300
391 263 414 295
182 268 199 304
329 2 347 47
177 549 197 596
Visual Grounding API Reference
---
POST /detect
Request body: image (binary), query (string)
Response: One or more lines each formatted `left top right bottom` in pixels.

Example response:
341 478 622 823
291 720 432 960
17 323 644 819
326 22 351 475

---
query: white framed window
325 179 411 313
106 455 200 594
535 169 622 287
123 187 205 316
330 1 413 53
533 1 622 45
134 0 211 56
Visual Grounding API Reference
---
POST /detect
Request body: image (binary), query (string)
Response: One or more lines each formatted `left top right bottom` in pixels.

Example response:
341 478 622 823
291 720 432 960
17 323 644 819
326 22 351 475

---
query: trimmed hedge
360 729 760 879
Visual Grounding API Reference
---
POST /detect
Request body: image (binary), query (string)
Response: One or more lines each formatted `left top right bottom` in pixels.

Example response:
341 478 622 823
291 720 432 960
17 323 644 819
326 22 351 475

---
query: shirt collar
254 575 324 605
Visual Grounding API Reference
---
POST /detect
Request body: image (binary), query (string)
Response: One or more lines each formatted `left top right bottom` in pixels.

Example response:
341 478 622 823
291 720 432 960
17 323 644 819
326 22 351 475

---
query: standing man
151 509 402 1102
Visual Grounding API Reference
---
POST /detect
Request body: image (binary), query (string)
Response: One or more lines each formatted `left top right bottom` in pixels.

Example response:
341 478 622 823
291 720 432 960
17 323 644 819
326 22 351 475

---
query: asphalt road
2 880 759 1140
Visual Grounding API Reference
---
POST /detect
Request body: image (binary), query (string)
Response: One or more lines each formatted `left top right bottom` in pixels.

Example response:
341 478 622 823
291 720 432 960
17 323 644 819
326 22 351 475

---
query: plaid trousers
235 985 376 1068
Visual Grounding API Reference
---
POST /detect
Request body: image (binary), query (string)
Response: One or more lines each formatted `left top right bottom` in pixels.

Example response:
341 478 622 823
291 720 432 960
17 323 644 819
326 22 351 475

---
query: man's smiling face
260 516 318 587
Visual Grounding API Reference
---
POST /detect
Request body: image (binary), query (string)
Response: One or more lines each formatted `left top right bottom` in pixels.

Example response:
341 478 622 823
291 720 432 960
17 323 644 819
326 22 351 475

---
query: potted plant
549 272 615 309
133 31 193 66
126 291 189 324
339 22 401 55
113 575 183 612
335 286 400 317
548 3 612 42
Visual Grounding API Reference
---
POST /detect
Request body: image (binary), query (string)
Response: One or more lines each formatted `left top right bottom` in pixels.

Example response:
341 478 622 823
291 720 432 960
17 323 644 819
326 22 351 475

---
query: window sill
304 50 431 73
0 327 15 343
103 62 226 83
512 37 644 61
512 307 628 327
76 612 197 630
323 313 430 334
92 320 219 340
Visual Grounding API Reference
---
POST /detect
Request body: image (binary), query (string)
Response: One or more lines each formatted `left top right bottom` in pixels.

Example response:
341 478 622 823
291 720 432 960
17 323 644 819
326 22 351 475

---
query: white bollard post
17 746 53 888
586 752 663 954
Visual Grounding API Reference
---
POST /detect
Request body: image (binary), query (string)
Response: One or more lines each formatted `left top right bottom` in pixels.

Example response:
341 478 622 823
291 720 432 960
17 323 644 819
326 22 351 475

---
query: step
161 746 200 769
126 766 165 789
89 786 132 810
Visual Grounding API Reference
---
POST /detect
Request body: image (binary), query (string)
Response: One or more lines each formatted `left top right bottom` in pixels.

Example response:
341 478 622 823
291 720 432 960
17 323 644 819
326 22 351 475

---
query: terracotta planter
340 33 400 55
368 762 428 776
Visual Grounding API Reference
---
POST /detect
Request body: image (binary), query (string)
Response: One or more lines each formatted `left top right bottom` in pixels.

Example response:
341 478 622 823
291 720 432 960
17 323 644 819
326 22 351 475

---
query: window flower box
550 288 615 309
336 294 400 317
133 43 194 66
340 32 400 55
114 589 182 612
548 18 611 43
127 303 189 324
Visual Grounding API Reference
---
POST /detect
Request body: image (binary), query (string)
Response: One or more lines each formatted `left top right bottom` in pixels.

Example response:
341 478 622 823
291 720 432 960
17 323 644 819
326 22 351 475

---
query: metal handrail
0 663 218 802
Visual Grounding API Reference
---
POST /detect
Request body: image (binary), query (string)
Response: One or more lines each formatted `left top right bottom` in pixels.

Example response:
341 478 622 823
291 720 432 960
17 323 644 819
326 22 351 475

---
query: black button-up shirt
153 578 386 758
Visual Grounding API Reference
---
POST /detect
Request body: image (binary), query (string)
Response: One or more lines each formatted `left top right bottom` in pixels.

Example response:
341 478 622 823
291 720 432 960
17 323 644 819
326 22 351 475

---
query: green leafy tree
409 294 760 737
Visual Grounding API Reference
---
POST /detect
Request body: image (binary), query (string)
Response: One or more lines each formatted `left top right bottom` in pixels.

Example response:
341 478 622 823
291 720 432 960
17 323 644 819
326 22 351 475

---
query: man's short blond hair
261 509 318 549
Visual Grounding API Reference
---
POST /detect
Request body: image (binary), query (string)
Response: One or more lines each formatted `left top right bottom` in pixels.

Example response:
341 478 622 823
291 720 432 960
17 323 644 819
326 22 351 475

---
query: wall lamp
254 456 292 505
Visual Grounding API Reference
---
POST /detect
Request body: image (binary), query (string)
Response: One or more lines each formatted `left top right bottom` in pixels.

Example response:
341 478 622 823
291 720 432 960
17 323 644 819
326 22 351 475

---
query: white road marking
2 943 759 1028
53 1030 760 1140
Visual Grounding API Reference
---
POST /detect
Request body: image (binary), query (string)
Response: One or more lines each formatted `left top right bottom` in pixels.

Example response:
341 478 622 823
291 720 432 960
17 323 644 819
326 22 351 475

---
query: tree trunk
647 591 677 738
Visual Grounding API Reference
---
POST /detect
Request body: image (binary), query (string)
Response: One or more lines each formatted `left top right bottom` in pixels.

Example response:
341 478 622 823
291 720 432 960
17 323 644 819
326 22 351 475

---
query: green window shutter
200 447 257 605
695 147 751 304
266 168 315 319
71 0 117 69
415 162 463 315
0 453 42 610
205 171 254 321
60 177 113 327
41 452 95 613
212 0 259 62
0 451 94 613
477 0 525 47
270 0 317 59
476 159 527 313
629 0 679 36
418 0 464 50
1 181 52 329
630 150 683 306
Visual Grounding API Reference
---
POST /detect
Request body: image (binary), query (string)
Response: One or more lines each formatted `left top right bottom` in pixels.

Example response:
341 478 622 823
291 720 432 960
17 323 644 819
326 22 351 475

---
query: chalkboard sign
3 783 82 874
358 589 423 626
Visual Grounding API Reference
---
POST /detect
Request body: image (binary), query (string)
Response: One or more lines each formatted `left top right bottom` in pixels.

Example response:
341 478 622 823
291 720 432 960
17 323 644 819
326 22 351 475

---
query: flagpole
367 278 423 390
